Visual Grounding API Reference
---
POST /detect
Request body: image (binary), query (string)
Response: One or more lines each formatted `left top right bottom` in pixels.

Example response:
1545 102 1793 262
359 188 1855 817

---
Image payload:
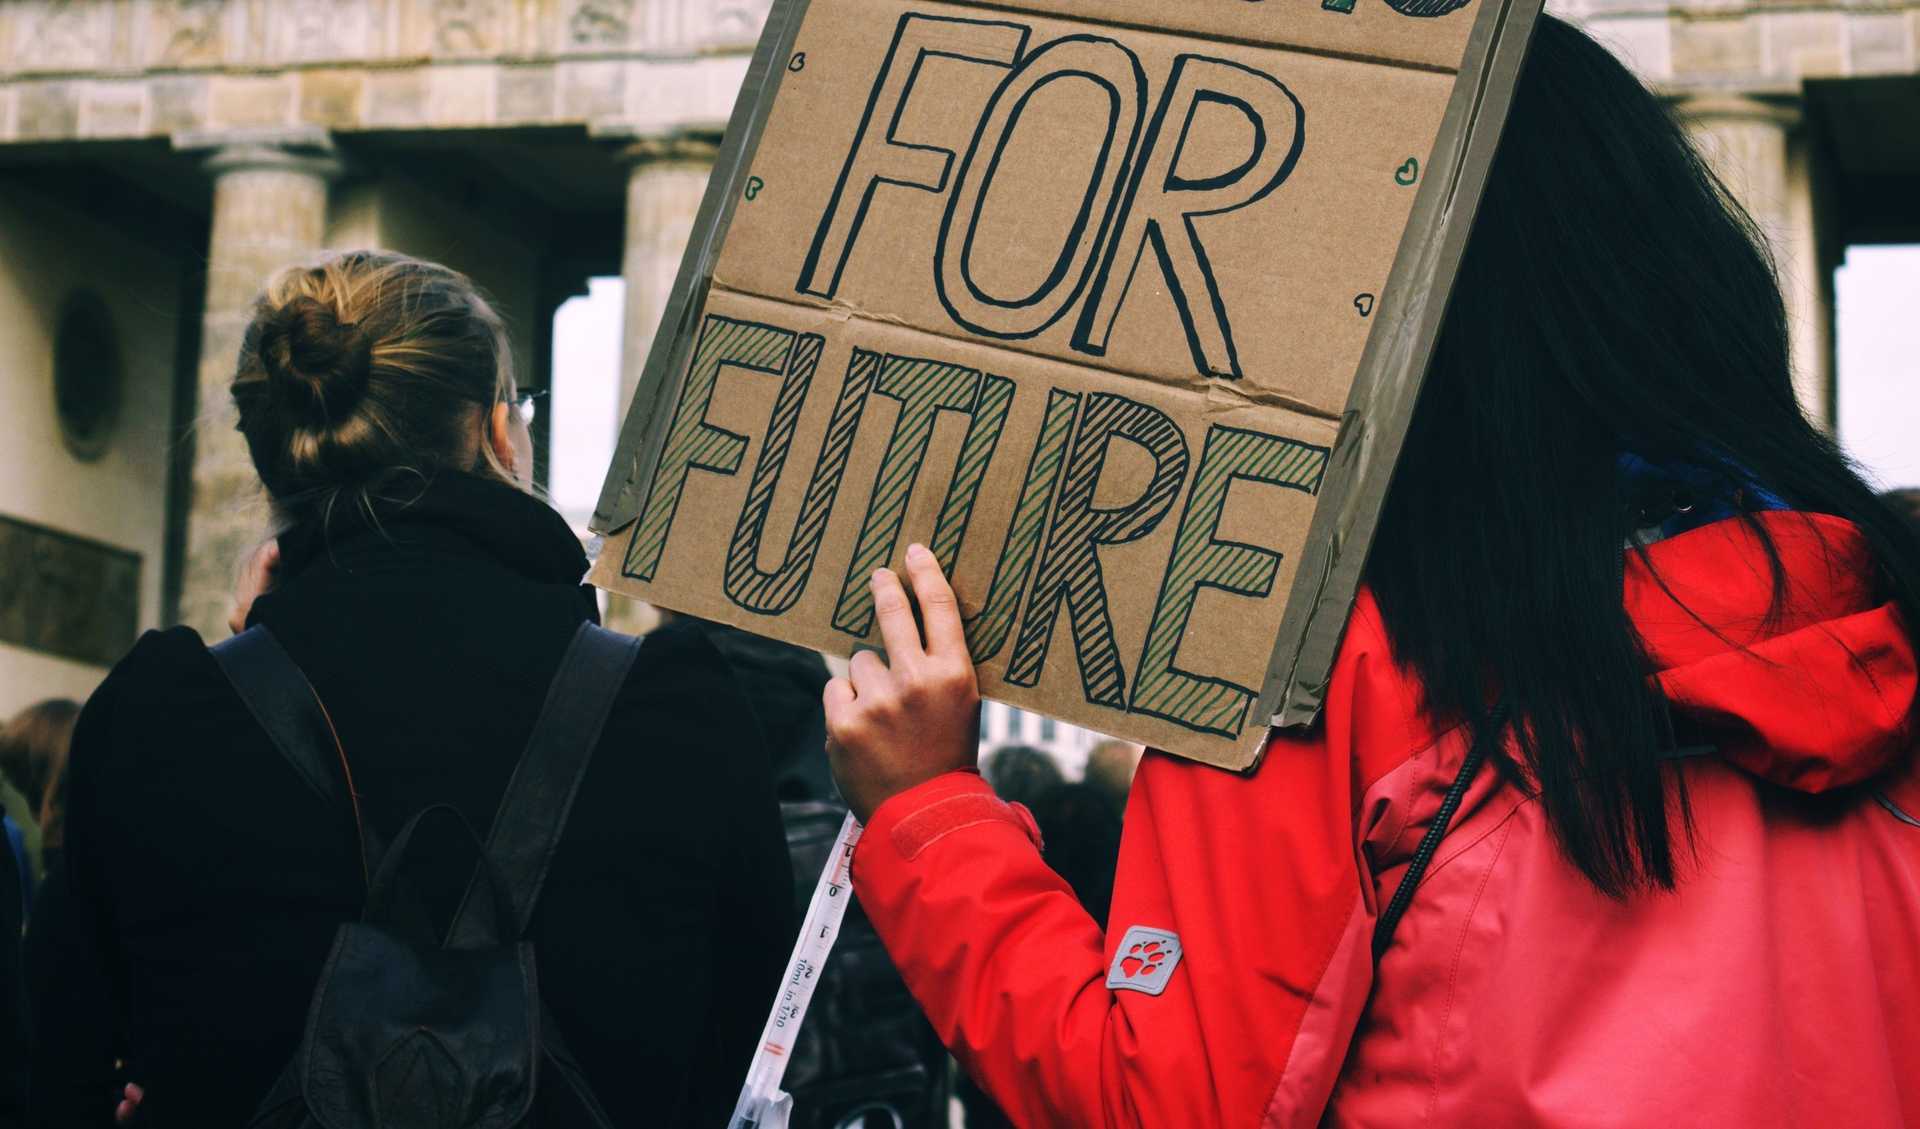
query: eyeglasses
511 388 548 424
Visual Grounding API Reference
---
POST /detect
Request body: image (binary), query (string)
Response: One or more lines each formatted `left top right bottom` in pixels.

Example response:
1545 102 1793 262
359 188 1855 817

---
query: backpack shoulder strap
1371 700 1509 962
210 627 372 883
211 627 346 809
450 622 644 945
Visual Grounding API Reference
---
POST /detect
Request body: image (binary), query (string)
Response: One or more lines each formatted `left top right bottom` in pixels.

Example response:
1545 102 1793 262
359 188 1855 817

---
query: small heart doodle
1395 158 1420 187
745 176 766 201
1354 293 1375 317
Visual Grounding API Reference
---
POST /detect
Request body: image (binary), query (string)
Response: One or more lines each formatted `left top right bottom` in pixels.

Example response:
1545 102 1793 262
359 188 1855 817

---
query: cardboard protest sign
590 0 1543 770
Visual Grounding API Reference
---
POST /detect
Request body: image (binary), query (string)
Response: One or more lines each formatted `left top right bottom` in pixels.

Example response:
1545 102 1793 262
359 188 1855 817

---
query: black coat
30 474 794 1127
1 820 25 1127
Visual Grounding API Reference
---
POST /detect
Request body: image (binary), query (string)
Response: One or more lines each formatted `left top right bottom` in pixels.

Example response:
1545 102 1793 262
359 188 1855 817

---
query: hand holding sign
825 544 982 821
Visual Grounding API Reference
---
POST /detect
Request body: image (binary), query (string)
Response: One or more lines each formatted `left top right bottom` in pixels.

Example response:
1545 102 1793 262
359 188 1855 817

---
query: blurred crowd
2 699 81 1121
709 616 1144 1129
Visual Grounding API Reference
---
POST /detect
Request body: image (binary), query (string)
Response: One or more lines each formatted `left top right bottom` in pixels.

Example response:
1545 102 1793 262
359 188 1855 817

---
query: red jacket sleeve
852 596 1428 1128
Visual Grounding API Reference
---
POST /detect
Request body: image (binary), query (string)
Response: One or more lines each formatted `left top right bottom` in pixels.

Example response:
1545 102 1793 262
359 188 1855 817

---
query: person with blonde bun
31 251 793 1127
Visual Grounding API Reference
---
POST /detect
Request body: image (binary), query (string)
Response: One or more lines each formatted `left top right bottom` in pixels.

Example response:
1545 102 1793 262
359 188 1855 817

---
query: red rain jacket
852 513 1920 1127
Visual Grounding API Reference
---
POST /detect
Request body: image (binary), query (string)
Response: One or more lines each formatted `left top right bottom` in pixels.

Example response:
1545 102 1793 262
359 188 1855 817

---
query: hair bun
256 295 373 427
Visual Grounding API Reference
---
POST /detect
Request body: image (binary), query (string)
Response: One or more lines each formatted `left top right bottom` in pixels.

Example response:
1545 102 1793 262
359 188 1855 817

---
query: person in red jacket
822 17 1920 1129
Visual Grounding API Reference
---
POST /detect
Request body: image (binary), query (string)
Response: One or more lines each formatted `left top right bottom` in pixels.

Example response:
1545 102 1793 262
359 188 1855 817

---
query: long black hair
1367 16 1920 896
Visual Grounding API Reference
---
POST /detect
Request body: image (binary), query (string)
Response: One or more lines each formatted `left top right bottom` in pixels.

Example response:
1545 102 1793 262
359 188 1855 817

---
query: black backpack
210 622 640 1129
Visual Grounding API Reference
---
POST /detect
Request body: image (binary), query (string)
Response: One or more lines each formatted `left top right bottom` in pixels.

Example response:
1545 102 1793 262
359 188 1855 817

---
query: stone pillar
176 136 341 637
602 135 716 637
1678 95 1836 431
617 135 718 416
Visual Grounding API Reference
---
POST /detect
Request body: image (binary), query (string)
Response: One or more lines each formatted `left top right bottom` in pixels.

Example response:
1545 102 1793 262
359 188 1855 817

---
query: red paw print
1119 940 1167 980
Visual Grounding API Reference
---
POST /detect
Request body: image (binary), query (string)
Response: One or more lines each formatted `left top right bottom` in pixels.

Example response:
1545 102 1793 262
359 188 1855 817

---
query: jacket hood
1626 511 1916 793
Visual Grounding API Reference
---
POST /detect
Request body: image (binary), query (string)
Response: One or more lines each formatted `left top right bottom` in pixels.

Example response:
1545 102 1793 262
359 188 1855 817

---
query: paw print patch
1106 926 1183 996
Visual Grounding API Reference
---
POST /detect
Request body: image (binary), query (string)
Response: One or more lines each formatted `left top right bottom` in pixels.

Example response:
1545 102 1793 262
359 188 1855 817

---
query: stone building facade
1570 0 1920 434
0 0 1913 713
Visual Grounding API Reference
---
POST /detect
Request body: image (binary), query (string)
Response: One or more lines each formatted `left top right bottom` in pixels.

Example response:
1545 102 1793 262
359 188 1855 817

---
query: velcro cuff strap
891 791 1042 861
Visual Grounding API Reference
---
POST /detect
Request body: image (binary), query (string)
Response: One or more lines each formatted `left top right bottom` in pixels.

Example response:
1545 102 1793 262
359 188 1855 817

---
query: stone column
602 135 716 637
1678 95 1836 431
617 135 719 416
176 136 342 637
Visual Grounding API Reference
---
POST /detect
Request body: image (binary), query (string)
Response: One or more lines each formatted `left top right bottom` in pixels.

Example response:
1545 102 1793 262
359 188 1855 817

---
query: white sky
1837 245 1920 492
545 245 1920 525
548 277 624 531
